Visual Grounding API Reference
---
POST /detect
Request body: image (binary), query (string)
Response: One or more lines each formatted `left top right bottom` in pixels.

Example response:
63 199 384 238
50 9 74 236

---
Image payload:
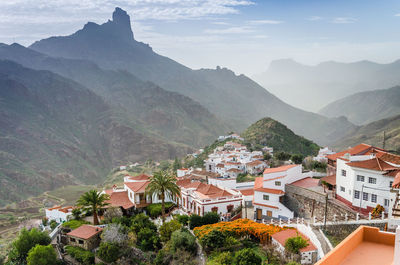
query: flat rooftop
316 226 396 265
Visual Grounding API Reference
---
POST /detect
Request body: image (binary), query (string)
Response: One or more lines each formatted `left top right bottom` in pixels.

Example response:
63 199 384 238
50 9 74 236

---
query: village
8 134 400 265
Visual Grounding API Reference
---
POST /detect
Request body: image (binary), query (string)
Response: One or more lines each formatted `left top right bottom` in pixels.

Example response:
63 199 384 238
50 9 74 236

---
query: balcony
135 200 151 208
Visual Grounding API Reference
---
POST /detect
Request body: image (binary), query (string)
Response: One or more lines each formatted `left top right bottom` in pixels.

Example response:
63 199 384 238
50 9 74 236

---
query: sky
1 0 400 76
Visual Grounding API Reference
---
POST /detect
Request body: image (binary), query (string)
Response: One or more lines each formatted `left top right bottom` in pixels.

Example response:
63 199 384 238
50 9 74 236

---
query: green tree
275 151 292 161
159 219 182 242
8 228 51 264
285 236 309 255
211 252 233 265
76 190 110 225
202 212 220 225
175 214 189 225
188 214 203 229
71 208 82 220
291 154 304 164
201 229 226 250
136 227 161 251
233 248 262 265
263 152 272 161
170 229 197 255
131 213 157 234
26 245 57 265
50 220 58 230
97 242 121 263
145 170 181 223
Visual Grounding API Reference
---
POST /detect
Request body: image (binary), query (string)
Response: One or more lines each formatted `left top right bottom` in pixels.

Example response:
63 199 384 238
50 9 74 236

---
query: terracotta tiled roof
128 174 151 181
290 177 319 188
238 189 254 196
176 178 192 188
271 229 317 252
320 174 336 186
375 151 400 165
346 157 399 172
246 160 264 167
263 164 298 174
125 181 149 193
254 177 285 194
47 205 74 213
326 144 376 161
67 225 103 240
227 168 242 173
253 202 279 209
195 183 233 199
216 163 225 168
392 171 400 189
106 191 134 209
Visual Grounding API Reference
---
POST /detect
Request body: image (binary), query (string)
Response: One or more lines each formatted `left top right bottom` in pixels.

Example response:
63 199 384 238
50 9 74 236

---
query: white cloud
307 16 322 21
204 26 254 34
395 13 400 17
332 17 357 24
247 19 283 25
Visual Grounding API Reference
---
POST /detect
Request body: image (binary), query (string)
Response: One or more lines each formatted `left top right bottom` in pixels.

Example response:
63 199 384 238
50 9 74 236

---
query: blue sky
1 0 400 75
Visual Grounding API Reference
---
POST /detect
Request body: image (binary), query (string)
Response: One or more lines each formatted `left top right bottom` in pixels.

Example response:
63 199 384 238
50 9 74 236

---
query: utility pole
324 193 328 230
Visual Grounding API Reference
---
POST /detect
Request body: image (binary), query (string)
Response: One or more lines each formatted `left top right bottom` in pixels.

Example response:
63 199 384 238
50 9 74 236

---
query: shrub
42 218 48 226
102 223 128 246
8 228 51 263
50 220 58 230
112 216 133 227
27 245 57 265
71 208 82 220
210 251 233 265
175 214 189 226
131 213 157 234
62 220 89 230
154 249 172 265
285 236 309 254
65 246 95 265
97 242 121 263
170 229 197 255
224 236 240 248
202 212 220 225
136 227 161 251
286 262 301 265
233 248 262 265
189 214 203 229
291 154 304 164
103 207 123 223
159 219 182 242
201 229 226 250
146 202 175 218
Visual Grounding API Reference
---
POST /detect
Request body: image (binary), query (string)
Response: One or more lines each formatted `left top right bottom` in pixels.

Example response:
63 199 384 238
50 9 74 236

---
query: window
78 240 84 244
211 207 218 212
70 238 76 242
368 177 376 184
363 192 369 201
385 199 390 207
354 190 360 199
340 186 345 192
357 175 365 182
275 181 281 186
263 195 269 201
371 194 377 203
341 170 346 176
390 181 393 188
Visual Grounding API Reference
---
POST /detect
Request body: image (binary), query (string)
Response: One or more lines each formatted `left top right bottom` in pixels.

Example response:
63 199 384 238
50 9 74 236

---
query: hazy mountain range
0 7 398 205
254 59 400 112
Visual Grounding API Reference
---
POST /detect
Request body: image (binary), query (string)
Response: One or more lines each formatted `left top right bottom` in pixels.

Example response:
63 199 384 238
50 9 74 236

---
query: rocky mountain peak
111 7 134 40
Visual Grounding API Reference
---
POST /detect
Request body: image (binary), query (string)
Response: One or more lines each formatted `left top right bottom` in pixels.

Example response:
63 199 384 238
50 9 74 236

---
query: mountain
332 115 400 152
254 59 400 112
0 43 226 148
29 7 355 146
241 117 320 156
319 86 400 125
0 60 196 205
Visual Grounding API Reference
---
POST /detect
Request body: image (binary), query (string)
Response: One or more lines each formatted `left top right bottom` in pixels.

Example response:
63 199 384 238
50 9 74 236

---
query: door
267 210 272 217
256 208 262 220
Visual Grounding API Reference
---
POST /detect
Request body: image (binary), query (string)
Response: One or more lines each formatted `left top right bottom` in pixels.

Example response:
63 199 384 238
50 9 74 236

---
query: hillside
319 86 400 125
0 61 193 206
332 115 400 152
241 117 320 156
254 59 400 112
29 7 355 146
0 43 226 148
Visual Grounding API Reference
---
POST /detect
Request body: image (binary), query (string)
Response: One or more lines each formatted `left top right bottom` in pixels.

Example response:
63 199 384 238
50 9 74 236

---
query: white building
271 229 318 264
45 206 74 223
335 153 400 214
253 164 306 219
177 168 192 178
313 147 334 163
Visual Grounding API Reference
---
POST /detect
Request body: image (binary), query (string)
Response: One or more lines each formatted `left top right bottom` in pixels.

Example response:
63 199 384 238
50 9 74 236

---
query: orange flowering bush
193 218 290 244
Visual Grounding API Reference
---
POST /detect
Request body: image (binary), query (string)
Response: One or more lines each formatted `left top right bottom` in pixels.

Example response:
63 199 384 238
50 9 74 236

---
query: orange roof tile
67 225 103 240
246 160 264 167
326 144 376 161
176 178 192 188
106 191 134 209
253 202 279 209
290 177 319 188
263 164 298 174
346 157 399 172
392 171 400 189
271 229 317 252
125 181 149 193
321 174 336 186
254 177 285 194
227 168 242 172
239 189 254 196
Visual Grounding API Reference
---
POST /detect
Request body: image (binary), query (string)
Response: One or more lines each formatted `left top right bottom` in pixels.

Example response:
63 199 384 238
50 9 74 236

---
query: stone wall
284 184 357 220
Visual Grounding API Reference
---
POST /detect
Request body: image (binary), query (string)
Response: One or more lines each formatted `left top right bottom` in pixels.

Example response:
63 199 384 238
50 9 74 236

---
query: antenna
382 131 386 150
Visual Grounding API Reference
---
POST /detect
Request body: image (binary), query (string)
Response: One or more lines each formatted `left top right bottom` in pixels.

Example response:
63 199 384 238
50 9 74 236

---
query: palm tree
146 170 181 223
77 190 110 225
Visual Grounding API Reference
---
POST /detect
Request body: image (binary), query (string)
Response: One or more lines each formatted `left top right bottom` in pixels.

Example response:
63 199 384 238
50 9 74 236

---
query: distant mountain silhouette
30 7 355 145
320 86 400 125
254 59 400 112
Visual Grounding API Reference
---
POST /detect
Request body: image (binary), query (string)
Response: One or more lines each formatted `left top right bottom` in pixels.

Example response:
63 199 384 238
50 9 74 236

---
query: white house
177 168 192 178
245 160 267 175
271 229 318 264
45 206 74 223
253 164 306 219
313 147 334 163
335 153 400 214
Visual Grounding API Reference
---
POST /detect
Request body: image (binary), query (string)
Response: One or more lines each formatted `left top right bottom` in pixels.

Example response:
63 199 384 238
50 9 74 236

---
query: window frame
263 194 270 201
354 190 360 199
371 194 377 203
356 175 365 182
363 192 369 201
368 177 377 184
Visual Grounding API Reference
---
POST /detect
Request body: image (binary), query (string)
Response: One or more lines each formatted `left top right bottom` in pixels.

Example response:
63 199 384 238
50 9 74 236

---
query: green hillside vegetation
242 117 320 156
333 114 400 152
